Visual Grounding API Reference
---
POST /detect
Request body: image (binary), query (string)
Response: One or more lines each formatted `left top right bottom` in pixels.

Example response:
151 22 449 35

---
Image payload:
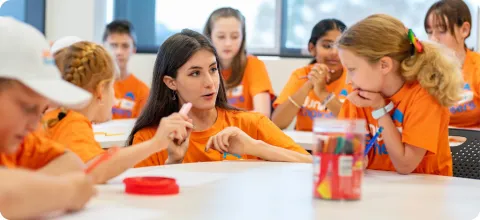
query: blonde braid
47 41 115 129
60 42 114 92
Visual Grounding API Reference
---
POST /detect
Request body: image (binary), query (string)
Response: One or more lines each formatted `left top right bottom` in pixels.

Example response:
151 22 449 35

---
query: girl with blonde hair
337 14 462 175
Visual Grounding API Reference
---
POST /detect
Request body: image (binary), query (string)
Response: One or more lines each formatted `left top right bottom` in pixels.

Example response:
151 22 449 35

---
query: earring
172 90 177 100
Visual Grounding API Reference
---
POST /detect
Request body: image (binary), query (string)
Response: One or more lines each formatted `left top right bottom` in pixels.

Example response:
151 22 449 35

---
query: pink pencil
171 103 192 145
179 103 192 116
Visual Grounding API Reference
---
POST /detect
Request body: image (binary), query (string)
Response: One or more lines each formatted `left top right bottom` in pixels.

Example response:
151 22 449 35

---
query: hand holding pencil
172 103 193 145
165 103 194 163
151 103 194 151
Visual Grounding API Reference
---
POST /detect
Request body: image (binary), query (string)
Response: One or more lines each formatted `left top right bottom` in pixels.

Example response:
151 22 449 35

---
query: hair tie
408 29 423 55
58 111 66 120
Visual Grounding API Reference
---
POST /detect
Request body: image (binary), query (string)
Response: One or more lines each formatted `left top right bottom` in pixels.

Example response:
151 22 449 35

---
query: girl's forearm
250 140 312 163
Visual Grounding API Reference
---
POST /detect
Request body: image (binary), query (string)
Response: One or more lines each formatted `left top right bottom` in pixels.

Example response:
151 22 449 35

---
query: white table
91 119 315 150
92 121 469 150
57 162 480 220
283 130 314 150
93 119 135 148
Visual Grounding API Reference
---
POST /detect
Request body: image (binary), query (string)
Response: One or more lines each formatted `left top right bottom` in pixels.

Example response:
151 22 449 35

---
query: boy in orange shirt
0 17 95 218
337 14 462 175
44 41 194 183
103 20 150 119
273 19 349 131
425 0 480 128
128 29 311 166
204 8 275 118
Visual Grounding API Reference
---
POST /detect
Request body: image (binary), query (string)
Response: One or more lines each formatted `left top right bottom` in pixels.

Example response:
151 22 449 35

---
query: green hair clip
408 29 423 54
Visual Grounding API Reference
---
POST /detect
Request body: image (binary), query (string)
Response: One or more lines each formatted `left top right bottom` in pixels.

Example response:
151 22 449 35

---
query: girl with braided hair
42 41 193 183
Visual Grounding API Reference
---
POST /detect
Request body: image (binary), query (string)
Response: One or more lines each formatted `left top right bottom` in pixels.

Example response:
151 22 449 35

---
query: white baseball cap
0 17 91 108
50 36 83 54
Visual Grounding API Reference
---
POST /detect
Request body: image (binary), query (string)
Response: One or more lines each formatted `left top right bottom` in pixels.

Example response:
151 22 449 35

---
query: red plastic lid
123 177 179 195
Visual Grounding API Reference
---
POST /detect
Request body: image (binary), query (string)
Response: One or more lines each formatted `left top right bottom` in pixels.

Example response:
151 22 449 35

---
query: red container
313 119 366 201
123 177 179 195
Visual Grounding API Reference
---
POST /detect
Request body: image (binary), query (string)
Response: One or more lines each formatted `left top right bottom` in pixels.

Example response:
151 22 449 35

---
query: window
113 0 279 54
155 0 277 53
0 0 46 33
112 0 479 56
284 0 479 55
105 0 115 24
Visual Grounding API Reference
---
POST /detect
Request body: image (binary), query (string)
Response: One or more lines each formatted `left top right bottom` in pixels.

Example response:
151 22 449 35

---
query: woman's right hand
64 173 97 212
152 113 194 151
166 128 192 164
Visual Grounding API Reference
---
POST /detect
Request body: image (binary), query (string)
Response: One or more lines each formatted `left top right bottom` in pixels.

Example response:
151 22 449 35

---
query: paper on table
109 169 231 187
93 119 136 135
93 126 130 136
94 131 126 136
53 204 164 220
93 119 136 128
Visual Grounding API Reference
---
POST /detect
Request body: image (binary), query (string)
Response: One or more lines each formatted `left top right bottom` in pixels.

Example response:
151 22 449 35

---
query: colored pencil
364 127 384 156
85 147 120 174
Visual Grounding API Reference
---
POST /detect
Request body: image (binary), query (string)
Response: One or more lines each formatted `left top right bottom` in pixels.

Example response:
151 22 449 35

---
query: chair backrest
448 128 480 179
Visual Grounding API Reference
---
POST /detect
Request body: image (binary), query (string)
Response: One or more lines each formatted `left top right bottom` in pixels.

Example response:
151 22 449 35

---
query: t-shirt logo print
458 83 474 104
228 85 245 105
450 83 476 114
112 92 136 117
339 89 348 103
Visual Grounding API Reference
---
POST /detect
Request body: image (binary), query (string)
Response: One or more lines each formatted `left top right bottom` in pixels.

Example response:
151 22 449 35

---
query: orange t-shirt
274 65 349 131
449 50 480 127
42 109 104 162
113 74 150 119
222 55 275 111
133 108 309 167
338 82 452 176
0 132 66 169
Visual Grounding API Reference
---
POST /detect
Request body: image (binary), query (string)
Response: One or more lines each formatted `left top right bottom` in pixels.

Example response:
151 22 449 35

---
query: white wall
45 1 480 94
46 0 95 41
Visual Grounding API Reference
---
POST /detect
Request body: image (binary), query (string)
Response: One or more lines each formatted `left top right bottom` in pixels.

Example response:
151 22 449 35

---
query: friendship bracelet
288 96 301 109
321 93 335 107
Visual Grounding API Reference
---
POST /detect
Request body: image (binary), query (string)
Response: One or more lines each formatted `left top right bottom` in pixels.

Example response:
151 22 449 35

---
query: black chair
448 128 480 179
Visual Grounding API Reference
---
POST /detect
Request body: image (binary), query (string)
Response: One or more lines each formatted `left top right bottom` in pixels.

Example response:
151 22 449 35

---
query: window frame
0 0 46 33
